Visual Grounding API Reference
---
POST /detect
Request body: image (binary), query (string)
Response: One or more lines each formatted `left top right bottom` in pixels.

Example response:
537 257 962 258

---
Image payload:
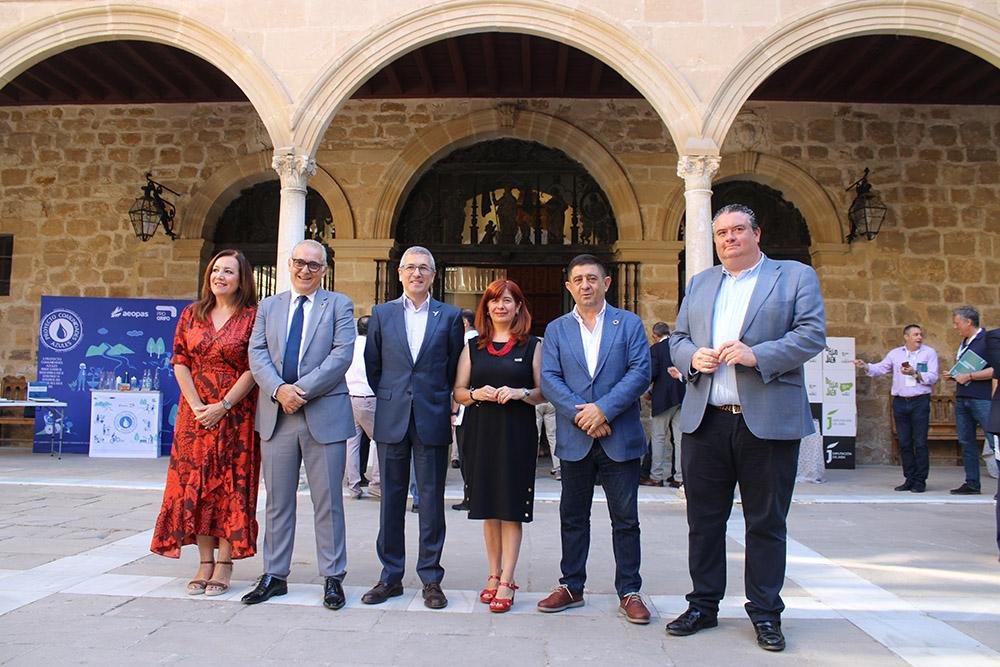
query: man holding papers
855 324 938 492
945 306 994 495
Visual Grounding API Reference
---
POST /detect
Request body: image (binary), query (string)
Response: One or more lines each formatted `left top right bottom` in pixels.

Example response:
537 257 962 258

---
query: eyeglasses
400 264 434 275
290 258 325 273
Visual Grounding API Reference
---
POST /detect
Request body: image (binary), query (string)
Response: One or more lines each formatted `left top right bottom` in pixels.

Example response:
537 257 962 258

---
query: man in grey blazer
537 254 652 624
361 246 464 609
243 239 356 610
667 204 825 651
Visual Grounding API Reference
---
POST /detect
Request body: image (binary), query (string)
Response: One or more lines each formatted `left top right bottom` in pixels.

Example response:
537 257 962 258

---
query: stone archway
660 152 843 246
701 1 1000 147
292 0 701 156
184 152 354 244
371 108 643 242
0 5 291 148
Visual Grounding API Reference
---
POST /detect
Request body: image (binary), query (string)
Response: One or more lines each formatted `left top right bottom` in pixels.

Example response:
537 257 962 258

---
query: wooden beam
521 35 532 94
588 59 603 94
555 44 569 96
413 47 434 95
32 59 84 99
482 33 498 92
384 61 403 95
118 42 196 99
446 39 467 94
102 42 164 99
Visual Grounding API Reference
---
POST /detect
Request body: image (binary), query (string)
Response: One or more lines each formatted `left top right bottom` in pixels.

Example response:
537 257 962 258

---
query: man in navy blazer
668 204 825 652
644 321 686 487
537 254 652 624
361 246 464 609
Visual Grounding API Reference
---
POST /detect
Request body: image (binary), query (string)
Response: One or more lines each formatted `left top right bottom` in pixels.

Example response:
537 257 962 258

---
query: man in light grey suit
667 204 825 652
243 239 356 610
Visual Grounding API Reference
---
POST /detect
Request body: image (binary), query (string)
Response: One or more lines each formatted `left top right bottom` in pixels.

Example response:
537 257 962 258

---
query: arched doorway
390 138 619 334
211 181 335 299
677 180 811 302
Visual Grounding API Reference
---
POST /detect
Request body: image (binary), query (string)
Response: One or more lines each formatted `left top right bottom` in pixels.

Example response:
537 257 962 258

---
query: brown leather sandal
205 561 233 597
187 560 215 595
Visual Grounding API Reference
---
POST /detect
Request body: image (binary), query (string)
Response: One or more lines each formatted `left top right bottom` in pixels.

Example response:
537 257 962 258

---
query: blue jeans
955 397 991 489
558 441 641 598
892 395 930 485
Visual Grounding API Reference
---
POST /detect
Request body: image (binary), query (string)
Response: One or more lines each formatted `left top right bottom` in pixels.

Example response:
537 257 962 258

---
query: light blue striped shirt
709 254 765 406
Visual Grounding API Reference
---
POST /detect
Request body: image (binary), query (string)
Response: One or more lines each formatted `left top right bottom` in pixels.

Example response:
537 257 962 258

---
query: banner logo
155 305 177 321
116 411 137 433
111 307 150 319
825 441 839 463
39 308 84 352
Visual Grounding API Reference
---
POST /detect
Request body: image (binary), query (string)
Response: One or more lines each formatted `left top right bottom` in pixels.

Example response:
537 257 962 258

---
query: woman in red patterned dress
151 249 260 596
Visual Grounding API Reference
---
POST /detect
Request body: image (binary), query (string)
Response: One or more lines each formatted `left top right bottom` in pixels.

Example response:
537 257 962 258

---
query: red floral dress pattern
150 304 260 559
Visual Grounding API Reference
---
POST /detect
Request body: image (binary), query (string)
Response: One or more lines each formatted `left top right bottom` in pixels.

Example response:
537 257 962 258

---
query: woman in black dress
454 278 543 613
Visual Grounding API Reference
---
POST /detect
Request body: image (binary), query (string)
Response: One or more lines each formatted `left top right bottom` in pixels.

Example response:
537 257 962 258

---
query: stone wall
1 97 997 462
0 103 269 375
735 102 1000 462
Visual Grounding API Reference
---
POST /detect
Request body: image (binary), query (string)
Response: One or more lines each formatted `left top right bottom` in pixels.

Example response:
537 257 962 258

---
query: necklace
486 338 516 357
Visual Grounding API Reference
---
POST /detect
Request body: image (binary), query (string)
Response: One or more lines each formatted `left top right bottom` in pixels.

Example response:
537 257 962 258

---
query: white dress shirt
346 334 373 396
709 254 764 406
403 295 430 362
571 301 606 378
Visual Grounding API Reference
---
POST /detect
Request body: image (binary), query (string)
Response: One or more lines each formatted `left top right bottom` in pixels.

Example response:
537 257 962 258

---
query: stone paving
1 448 999 666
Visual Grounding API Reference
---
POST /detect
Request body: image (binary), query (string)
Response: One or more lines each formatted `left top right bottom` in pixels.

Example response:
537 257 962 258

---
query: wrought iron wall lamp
845 167 887 243
129 173 183 241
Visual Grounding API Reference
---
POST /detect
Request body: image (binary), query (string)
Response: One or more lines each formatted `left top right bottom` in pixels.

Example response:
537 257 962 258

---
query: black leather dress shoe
241 574 287 605
323 577 345 610
665 608 718 636
894 482 913 491
753 620 785 651
361 581 404 605
910 483 926 493
422 582 448 609
451 501 469 511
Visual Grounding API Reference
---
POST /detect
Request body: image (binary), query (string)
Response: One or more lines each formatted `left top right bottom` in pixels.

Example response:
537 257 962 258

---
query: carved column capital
676 155 721 190
272 150 317 191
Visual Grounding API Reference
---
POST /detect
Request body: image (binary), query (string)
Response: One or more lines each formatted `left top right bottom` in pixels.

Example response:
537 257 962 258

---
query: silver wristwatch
221 398 232 411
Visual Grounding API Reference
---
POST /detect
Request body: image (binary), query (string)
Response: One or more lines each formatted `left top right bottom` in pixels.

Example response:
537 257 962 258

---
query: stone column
272 149 317 293
677 155 721 281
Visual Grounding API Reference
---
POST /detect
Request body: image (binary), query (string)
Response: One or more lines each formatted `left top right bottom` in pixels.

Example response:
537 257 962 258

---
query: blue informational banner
34 296 190 455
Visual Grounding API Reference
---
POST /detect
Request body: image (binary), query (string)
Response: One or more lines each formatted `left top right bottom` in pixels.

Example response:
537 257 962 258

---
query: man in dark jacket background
642 321 685 488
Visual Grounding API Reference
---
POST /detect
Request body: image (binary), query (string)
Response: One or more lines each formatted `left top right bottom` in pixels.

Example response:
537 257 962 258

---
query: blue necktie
282 295 306 384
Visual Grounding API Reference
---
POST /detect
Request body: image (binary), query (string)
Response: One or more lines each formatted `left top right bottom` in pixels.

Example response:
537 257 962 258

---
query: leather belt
710 404 742 414
350 395 375 399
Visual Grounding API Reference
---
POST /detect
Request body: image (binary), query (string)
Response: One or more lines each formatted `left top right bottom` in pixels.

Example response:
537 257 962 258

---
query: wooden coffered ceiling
0 34 996 106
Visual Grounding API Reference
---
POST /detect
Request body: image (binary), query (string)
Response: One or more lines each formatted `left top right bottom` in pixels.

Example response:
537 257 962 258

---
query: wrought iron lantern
129 173 181 241
845 168 887 243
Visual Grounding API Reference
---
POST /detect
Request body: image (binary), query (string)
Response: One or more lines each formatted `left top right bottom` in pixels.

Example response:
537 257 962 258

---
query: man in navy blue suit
361 246 464 609
537 254 652 624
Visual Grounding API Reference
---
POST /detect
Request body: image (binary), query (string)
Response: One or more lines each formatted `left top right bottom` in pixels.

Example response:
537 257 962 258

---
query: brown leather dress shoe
618 592 650 624
422 582 448 609
361 581 404 605
639 478 664 487
536 584 584 612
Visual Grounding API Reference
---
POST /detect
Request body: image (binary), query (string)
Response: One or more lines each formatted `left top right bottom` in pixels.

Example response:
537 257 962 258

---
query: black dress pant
681 407 799 622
